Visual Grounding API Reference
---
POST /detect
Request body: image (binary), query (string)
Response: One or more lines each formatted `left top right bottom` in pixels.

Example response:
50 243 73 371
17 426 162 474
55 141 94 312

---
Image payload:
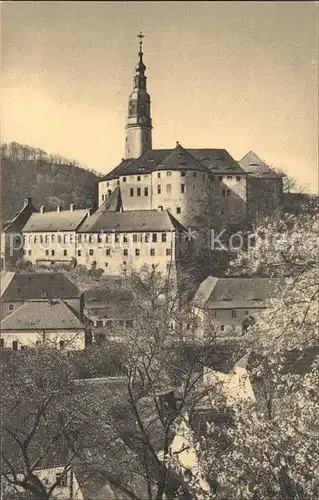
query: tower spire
124 32 152 159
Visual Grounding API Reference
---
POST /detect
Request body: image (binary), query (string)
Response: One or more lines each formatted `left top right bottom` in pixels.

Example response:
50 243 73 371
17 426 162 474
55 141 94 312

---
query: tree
168 211 319 499
1 348 97 500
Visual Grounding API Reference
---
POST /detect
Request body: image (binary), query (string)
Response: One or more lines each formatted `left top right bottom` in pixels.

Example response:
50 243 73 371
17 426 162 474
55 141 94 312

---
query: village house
0 270 80 319
1 465 85 500
0 299 86 351
192 276 281 336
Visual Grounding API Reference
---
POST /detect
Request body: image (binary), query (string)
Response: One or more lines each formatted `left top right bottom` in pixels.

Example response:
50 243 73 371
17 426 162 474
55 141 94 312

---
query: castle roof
101 144 245 181
78 209 186 233
238 151 284 179
22 208 89 232
0 299 84 331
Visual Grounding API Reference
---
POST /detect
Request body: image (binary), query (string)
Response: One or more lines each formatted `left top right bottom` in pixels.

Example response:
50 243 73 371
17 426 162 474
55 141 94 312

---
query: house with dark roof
76 208 190 276
0 270 80 319
192 276 282 336
1 197 36 269
0 299 86 351
22 204 91 266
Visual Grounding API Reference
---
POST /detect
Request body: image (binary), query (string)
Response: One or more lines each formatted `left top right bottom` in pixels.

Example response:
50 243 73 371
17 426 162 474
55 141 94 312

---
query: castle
2 35 284 276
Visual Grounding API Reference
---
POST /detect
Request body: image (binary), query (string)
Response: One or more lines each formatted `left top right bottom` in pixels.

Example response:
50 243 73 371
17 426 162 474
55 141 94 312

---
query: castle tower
125 32 152 159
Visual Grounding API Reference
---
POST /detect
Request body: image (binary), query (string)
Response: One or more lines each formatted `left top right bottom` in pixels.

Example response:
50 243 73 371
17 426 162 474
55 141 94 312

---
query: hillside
1 142 102 222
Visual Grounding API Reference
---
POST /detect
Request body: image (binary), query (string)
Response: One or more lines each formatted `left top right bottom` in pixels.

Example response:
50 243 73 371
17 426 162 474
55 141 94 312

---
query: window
97 234 102 243
222 189 226 197
166 184 171 194
137 187 141 196
144 187 149 196
137 175 141 181
161 233 167 242
130 188 134 197
138 234 143 242
89 235 93 243
133 234 138 243
219 176 223 181
56 472 68 487
89 249 94 256
227 175 233 180
77 250 81 256
40 235 43 244
181 184 185 193
157 172 161 178
227 189 231 197
115 234 120 243
34 235 38 243
63 249 67 256
117 180 120 185
0 338 4 347
123 249 128 256
123 234 128 243
150 249 155 256
64 235 68 244
51 235 55 243
9 304 13 311
28 250 32 256
23 250 26 255
236 176 241 181
145 233 150 243
157 185 161 194
231 310 237 317
212 311 218 318
135 249 140 256
59 340 65 350
176 207 181 214
12 340 18 351
29 235 32 243
167 171 172 176
181 171 186 177
107 182 109 187
36 340 41 345
166 263 171 270
105 234 109 243
102 194 105 201
152 233 157 242
123 177 127 182
211 175 215 181
78 234 82 243
45 250 49 256
166 248 171 256
193 172 197 178
51 250 55 256
106 248 111 256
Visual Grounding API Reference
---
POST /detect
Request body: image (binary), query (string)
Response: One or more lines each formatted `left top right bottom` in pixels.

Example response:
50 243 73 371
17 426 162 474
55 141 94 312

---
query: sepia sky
2 1 318 193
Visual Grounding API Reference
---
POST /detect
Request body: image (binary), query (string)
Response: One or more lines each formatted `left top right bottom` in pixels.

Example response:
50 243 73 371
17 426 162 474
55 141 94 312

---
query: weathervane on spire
138 31 145 51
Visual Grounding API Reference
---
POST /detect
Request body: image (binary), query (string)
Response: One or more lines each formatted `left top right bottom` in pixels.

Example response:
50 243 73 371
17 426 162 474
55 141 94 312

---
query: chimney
176 141 179 146
57 205 61 212
70 203 75 211
24 197 32 206
40 205 45 214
